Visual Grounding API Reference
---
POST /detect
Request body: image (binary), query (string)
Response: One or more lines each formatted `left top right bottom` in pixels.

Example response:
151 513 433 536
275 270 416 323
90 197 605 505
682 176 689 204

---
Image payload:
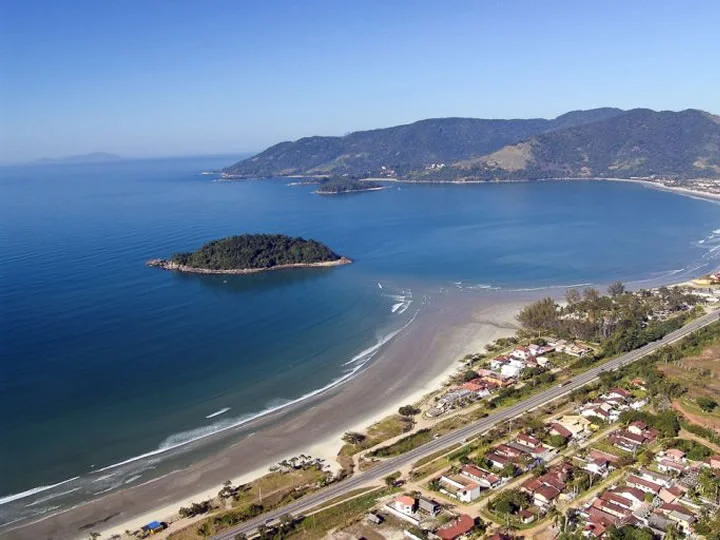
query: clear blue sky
1 0 719 162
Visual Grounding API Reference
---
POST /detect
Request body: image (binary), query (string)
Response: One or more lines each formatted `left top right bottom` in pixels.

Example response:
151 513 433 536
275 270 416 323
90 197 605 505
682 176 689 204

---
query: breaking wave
0 477 79 506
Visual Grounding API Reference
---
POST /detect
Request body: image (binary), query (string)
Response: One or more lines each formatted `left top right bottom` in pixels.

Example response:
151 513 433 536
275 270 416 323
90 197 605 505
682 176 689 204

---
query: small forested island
314 177 383 195
146 234 351 274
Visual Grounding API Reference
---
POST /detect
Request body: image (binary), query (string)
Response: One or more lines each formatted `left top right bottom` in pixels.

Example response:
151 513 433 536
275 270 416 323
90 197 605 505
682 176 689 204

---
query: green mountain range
224 108 720 181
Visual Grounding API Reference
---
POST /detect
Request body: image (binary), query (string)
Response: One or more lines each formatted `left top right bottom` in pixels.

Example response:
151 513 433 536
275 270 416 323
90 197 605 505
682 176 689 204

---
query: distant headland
220 108 720 184
147 234 351 275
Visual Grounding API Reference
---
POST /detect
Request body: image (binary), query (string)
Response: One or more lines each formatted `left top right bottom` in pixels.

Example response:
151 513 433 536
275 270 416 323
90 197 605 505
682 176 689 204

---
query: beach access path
213 308 720 539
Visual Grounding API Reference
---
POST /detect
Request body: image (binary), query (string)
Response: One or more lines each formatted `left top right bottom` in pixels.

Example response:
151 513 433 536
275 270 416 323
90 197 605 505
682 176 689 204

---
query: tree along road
213 309 719 539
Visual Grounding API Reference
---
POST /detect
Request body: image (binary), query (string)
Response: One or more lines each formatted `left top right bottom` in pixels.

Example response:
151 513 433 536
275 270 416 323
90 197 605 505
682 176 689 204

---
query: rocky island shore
146 233 351 275
146 256 352 274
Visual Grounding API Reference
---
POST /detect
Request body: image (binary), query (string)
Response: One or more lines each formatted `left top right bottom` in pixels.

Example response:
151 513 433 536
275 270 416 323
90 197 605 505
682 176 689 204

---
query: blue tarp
143 521 162 530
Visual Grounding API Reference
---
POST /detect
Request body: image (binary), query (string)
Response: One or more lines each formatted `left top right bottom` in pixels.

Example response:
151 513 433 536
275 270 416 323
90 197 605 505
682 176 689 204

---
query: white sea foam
124 475 142 485
15 304 425 502
344 308 419 367
91 474 116 483
25 488 80 507
0 476 79 506
456 283 499 291
508 282 592 292
205 407 230 419
391 302 404 313
93 332 414 475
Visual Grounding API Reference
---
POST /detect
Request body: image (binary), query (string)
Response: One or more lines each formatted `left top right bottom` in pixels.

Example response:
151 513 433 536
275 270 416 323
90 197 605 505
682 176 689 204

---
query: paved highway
214 309 718 539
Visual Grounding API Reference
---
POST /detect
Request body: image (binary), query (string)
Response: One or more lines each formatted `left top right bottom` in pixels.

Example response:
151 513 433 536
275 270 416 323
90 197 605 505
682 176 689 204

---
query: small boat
377 282 383 289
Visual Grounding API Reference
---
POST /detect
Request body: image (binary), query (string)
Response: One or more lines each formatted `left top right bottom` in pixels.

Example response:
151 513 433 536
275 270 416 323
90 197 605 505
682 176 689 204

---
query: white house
501 363 524 378
489 356 509 371
439 475 481 503
393 495 416 515
511 347 533 361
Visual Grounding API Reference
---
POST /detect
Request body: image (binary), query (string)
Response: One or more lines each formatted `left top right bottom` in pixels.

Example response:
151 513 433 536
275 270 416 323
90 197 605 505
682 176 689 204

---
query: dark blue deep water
2 156 720 523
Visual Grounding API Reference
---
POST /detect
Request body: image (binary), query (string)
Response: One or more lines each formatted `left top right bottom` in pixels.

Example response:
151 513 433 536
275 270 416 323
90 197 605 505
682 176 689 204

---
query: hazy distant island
221 108 720 185
36 152 125 165
314 177 383 195
146 234 351 274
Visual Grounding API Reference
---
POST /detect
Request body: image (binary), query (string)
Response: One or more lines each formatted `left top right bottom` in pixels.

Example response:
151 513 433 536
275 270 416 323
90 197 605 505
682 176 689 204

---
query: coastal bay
7 295 522 540
3 157 720 538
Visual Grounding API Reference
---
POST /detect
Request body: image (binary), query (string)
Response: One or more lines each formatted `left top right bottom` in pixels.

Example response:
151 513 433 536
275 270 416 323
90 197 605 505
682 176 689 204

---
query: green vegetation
488 488 531 516
171 234 343 270
516 284 699 361
398 404 421 417
339 414 414 455
281 487 392 537
618 410 680 438
666 438 713 460
384 471 401 486
367 428 433 458
168 468 328 540
681 420 720 446
224 109 720 182
178 500 212 518
606 525 655 540
222 109 624 178
697 396 718 412
315 177 381 194
695 512 720 539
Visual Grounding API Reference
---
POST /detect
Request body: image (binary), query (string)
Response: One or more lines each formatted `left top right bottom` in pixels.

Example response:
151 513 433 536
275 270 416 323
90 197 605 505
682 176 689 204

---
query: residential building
434 514 475 540
460 465 501 488
439 475 481 503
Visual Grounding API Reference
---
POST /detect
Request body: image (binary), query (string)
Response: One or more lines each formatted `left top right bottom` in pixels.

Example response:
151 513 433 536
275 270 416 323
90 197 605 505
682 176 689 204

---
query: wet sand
4 293 522 540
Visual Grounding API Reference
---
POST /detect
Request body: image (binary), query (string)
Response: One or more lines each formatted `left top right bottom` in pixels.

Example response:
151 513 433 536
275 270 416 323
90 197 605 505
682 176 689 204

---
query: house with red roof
658 485 685 504
392 495 417 515
658 458 686 474
516 432 543 450
534 484 561 506
611 486 645 505
665 448 686 462
607 388 632 400
549 422 573 439
626 475 662 495
627 420 648 435
435 514 475 540
460 465 501 488
519 462 572 508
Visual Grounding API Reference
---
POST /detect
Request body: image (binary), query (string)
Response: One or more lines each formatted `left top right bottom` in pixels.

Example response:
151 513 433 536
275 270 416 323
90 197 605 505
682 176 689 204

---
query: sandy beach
3 292 522 540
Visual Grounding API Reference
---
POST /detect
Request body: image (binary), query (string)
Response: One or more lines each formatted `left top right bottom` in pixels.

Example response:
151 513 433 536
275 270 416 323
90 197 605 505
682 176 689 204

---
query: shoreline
145 256 352 275
314 186 387 195
5 271 717 539
3 294 521 540
221 172 720 203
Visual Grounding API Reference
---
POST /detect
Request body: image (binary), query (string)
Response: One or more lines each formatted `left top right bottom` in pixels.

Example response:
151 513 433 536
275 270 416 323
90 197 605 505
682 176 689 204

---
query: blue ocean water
1 156 720 524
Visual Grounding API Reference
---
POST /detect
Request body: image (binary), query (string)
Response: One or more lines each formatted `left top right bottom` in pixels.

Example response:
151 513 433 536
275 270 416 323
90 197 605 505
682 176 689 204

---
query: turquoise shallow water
1 156 720 524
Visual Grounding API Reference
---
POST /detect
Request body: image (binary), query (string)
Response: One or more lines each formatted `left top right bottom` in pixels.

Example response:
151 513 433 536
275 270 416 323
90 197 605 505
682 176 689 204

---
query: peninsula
146 234 351 274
